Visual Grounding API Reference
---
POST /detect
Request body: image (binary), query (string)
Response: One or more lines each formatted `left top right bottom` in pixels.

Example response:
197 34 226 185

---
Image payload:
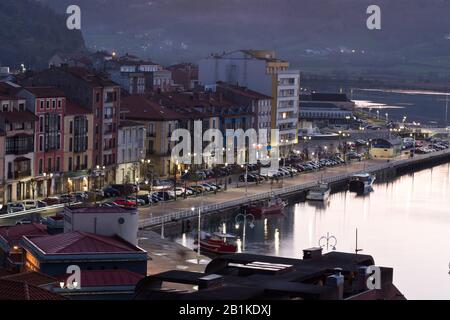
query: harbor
169 162 450 300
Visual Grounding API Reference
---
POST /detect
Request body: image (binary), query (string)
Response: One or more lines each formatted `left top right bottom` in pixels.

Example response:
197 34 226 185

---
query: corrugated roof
0 223 48 247
121 95 182 121
2 271 58 287
58 269 144 287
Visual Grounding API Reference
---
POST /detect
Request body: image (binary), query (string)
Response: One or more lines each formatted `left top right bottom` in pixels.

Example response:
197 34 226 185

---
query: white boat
307 183 331 201
348 173 376 194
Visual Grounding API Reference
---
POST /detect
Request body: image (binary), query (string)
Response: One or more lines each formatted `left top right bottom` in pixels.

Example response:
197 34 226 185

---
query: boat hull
306 190 331 201
248 203 285 215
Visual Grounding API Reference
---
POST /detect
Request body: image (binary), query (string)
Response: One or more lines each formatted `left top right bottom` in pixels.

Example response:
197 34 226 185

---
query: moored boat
248 197 287 215
195 232 238 255
348 173 376 194
307 182 331 201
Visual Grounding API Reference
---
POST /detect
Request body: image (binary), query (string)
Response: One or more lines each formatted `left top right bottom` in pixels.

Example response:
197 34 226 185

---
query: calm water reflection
176 163 450 300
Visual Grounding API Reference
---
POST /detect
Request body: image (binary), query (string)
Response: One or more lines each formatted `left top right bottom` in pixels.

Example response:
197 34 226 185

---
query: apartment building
18 87 66 196
0 95 36 202
199 50 300 148
22 67 121 184
63 101 94 193
116 120 145 184
121 95 183 176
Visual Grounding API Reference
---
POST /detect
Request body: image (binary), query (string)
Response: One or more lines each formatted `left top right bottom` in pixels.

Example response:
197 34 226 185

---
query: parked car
113 198 137 208
22 200 47 210
42 197 60 206
103 187 121 198
126 196 146 206
7 203 26 213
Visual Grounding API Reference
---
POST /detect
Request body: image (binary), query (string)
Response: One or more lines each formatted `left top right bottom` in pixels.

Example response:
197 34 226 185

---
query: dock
139 148 450 229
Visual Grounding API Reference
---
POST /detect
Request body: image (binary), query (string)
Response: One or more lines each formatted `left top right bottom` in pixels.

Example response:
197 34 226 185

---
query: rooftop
58 269 144 288
1 271 58 287
216 82 272 100
0 111 38 123
24 86 65 98
0 223 48 247
65 101 91 116
0 279 66 300
23 231 145 255
121 95 183 121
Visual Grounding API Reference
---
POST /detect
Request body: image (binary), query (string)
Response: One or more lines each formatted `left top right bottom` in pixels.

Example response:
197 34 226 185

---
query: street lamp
318 232 338 251
235 212 255 251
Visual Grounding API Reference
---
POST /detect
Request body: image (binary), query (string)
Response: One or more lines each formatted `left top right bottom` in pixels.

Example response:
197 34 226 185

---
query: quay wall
139 148 450 229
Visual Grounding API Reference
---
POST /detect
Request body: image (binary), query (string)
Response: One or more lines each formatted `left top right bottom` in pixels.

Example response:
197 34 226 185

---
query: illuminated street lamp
235 212 255 251
318 232 338 251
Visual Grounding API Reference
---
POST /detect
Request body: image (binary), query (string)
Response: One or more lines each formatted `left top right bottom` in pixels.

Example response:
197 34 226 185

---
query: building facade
63 102 94 193
0 95 36 202
116 121 145 184
19 87 66 197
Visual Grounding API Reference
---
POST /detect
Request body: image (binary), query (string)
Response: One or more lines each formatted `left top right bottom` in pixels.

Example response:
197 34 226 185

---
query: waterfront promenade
138 148 450 228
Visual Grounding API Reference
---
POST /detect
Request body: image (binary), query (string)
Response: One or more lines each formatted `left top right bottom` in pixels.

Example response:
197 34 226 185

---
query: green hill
0 0 86 70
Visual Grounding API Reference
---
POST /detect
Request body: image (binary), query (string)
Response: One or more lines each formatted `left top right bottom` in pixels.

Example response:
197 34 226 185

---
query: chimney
325 268 345 300
303 247 323 260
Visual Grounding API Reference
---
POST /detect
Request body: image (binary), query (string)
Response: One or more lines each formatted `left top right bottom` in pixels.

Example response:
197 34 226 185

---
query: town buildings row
0 50 357 203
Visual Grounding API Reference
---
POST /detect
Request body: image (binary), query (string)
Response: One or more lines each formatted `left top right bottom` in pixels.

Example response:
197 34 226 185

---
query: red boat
195 232 237 255
248 197 287 215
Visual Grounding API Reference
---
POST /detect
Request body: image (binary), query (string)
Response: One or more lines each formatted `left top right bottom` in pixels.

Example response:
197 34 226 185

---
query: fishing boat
348 173 376 194
307 182 331 201
195 232 238 255
248 196 287 215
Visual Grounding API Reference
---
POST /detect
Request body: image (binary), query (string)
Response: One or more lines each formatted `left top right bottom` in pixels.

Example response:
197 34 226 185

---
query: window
56 157 60 172
47 158 52 172
39 135 43 152
69 138 73 152
68 157 72 171
39 116 44 132
96 93 100 103
84 155 88 167
40 100 44 110
57 99 62 109
52 100 56 109
46 100 50 109
38 159 43 174
69 121 73 134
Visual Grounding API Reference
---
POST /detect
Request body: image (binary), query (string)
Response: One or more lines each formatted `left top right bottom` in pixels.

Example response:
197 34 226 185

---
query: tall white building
116 121 145 184
199 50 300 147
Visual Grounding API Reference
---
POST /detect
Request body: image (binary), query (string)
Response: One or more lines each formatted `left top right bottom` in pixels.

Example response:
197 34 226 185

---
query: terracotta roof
24 231 145 255
121 95 182 121
0 111 38 123
0 81 22 96
65 101 91 116
0 223 48 247
0 279 66 300
2 271 58 287
58 269 144 288
24 87 65 98
216 82 272 100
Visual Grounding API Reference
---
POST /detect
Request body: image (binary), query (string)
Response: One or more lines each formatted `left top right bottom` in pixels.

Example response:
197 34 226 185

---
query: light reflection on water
177 163 450 300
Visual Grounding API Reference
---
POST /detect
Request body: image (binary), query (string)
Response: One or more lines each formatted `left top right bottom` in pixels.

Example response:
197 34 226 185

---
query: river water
175 163 450 300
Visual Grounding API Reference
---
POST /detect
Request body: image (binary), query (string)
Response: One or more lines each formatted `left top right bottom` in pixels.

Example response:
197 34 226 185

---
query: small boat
348 173 376 194
248 197 287 215
307 182 331 201
195 232 238 255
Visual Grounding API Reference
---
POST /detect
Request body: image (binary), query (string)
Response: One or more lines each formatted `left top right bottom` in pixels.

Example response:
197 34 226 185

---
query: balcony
13 170 32 179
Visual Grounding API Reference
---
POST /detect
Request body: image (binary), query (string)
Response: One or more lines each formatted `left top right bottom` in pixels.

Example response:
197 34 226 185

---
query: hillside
0 0 86 70
37 0 450 77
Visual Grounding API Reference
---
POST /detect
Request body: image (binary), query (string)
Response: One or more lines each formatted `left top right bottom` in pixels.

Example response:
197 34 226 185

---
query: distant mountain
0 0 86 70
36 0 450 76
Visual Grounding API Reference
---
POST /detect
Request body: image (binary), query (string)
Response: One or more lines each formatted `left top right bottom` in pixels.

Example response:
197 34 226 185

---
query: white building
116 121 146 184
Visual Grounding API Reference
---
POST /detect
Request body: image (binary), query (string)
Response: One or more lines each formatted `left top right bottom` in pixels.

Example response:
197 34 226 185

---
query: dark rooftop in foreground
134 249 405 301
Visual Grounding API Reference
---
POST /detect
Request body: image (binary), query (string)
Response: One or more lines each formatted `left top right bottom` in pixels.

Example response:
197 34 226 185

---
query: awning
65 170 89 179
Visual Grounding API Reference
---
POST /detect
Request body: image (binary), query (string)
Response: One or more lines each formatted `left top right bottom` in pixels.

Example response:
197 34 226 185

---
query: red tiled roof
2 271 58 287
65 101 91 116
24 86 65 98
0 223 48 247
24 231 144 255
0 279 66 300
121 95 182 121
0 111 38 123
216 82 272 100
58 269 144 288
